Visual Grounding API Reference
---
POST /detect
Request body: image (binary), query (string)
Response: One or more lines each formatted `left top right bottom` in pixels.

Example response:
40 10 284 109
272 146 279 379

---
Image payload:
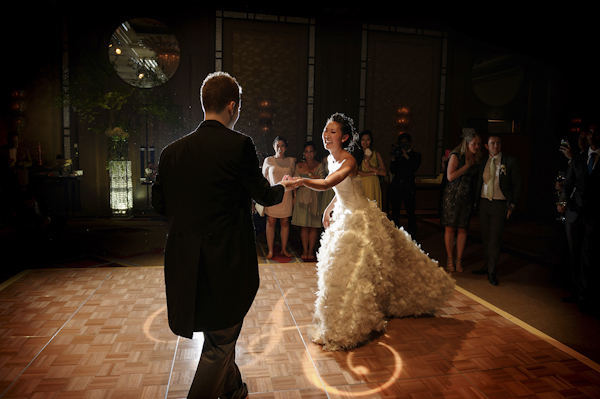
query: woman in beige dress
262 136 296 258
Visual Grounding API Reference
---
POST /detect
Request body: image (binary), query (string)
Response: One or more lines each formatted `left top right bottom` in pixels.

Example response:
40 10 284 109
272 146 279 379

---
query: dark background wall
2 3 598 219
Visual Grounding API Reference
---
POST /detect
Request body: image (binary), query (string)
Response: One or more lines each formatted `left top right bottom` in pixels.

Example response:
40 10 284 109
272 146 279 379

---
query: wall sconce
258 98 274 136
569 117 583 134
396 105 409 134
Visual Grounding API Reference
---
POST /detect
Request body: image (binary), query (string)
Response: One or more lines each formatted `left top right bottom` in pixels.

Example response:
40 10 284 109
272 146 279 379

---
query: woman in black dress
440 128 482 272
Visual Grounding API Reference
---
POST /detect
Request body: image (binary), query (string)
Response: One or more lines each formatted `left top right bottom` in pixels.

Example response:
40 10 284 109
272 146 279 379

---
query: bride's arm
300 157 356 191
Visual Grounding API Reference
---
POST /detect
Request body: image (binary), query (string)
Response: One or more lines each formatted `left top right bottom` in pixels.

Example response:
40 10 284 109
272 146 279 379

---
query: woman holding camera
389 133 421 238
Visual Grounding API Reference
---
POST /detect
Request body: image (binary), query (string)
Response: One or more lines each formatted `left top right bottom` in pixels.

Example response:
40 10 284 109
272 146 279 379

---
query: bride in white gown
297 113 455 351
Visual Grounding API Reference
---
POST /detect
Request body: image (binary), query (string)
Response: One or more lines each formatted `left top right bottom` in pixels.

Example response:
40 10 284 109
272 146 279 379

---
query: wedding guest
356 130 386 208
556 130 590 296
389 133 421 238
292 141 326 260
560 130 590 163
440 129 482 273
558 129 600 314
263 136 296 258
472 134 522 286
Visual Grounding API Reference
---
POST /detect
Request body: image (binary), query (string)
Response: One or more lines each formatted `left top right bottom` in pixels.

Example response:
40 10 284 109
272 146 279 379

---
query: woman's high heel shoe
446 258 455 272
455 258 464 272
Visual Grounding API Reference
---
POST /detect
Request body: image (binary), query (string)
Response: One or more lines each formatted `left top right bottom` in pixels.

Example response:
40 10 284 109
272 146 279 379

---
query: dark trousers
479 199 507 276
390 181 417 237
188 321 247 399
565 214 584 295
580 218 600 304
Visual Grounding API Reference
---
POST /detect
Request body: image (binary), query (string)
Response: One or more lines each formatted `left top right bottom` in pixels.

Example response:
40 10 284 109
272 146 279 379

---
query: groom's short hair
201 72 242 114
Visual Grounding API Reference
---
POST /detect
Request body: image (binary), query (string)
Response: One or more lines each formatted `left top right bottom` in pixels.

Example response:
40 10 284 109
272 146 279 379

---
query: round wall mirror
109 18 180 88
472 53 523 107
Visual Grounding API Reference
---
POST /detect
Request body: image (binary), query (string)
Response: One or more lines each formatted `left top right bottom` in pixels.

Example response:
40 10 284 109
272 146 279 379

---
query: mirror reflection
109 18 180 88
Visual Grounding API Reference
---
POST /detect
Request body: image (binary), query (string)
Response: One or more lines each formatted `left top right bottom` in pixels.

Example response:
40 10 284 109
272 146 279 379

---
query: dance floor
1 262 600 399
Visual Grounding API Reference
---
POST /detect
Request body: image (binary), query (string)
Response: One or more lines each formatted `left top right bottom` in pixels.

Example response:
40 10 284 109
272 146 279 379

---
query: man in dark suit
558 129 600 313
558 129 590 303
389 133 421 238
472 135 521 285
152 72 296 399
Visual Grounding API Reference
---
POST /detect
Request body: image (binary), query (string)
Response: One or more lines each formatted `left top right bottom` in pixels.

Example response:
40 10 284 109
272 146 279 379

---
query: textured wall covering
224 20 309 160
366 32 442 177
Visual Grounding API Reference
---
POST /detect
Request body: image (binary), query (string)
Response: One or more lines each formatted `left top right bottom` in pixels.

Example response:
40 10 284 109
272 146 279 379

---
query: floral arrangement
106 127 129 162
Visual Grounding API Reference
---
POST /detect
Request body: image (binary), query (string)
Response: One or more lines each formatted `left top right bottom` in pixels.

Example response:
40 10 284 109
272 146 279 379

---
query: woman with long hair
440 128 482 272
291 141 326 260
296 113 454 351
356 130 386 208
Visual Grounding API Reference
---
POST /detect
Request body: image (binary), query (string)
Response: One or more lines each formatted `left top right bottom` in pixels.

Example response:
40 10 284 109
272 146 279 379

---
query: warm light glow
305 340 404 396
138 73 145 80
115 47 122 55
242 289 404 396
109 160 133 216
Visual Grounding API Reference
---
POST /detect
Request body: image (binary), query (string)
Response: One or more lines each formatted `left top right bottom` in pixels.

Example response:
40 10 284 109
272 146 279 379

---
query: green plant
55 52 181 137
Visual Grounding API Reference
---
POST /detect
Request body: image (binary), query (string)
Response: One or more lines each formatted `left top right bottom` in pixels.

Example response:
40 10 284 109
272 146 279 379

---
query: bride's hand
322 209 333 229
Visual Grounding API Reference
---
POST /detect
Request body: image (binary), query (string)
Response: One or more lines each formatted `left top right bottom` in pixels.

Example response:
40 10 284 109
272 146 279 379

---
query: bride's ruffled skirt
308 199 455 351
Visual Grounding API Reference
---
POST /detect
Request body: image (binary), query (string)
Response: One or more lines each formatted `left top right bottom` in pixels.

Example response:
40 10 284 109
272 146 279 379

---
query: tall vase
107 133 133 217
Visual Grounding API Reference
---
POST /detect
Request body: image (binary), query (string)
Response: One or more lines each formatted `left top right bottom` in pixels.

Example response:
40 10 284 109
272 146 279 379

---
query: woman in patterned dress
440 128 482 272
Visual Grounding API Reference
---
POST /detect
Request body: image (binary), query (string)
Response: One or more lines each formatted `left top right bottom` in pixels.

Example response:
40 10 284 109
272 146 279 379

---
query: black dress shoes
472 267 488 275
488 274 499 286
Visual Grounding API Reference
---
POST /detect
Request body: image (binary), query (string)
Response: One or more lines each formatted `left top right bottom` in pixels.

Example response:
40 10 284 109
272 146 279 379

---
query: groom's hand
279 176 301 191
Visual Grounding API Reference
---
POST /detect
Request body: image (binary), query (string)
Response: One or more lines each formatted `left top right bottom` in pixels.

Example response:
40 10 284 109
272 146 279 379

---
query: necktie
589 153 597 175
486 157 496 200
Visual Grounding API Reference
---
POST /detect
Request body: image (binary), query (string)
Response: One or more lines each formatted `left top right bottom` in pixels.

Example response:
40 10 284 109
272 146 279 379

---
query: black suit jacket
152 120 285 337
389 150 422 188
475 154 522 211
561 151 600 224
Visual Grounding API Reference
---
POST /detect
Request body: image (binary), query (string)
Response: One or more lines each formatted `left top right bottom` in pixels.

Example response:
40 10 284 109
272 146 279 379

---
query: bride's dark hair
327 112 358 152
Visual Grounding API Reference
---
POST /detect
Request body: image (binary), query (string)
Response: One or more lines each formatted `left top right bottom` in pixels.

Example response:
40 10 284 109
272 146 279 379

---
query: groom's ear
226 101 236 116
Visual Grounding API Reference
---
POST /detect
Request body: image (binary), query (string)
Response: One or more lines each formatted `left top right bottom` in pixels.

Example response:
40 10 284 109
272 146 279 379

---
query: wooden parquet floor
1 264 600 399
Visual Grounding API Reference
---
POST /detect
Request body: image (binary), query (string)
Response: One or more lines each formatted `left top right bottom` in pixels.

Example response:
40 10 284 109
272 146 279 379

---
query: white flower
499 164 507 175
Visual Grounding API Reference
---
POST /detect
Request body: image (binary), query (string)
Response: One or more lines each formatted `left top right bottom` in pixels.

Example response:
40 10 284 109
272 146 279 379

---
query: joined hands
279 175 304 191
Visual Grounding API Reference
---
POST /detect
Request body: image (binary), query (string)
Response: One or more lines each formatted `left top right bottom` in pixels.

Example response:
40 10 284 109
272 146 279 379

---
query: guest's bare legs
266 216 277 258
300 227 310 259
300 226 319 259
455 228 468 272
444 226 455 271
307 227 318 259
280 217 292 257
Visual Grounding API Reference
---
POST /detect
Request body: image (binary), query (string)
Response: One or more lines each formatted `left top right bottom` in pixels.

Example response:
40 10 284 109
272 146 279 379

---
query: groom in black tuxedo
472 135 521 286
152 72 296 398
